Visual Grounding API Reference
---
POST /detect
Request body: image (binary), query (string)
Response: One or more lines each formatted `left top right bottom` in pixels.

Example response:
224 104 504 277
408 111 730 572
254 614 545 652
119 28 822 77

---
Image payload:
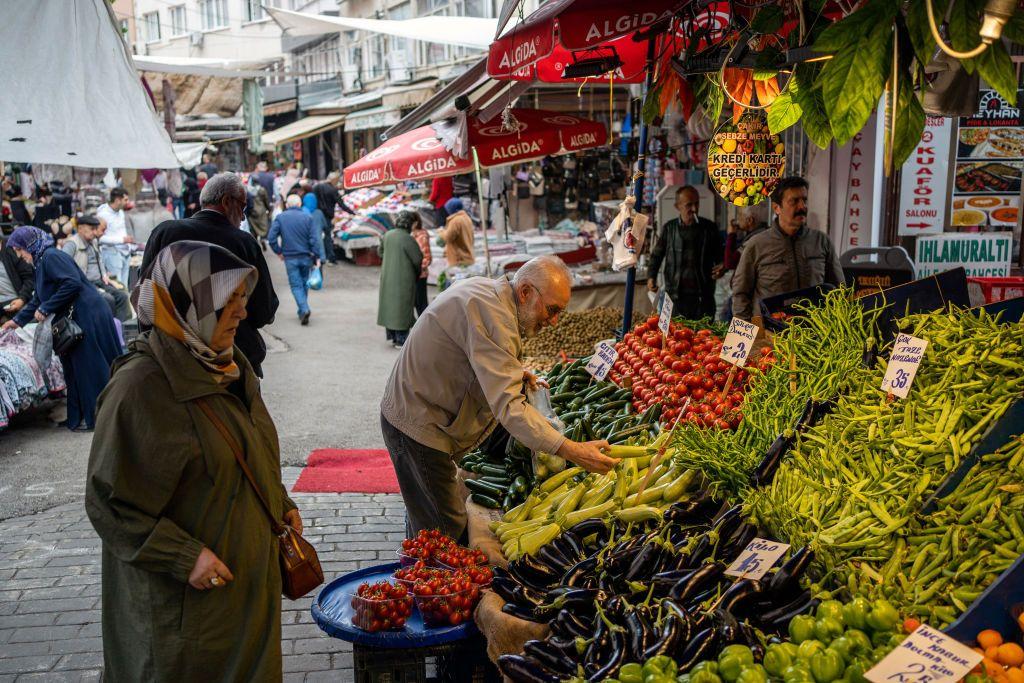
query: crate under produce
967 276 1024 304
759 283 836 332
857 267 971 340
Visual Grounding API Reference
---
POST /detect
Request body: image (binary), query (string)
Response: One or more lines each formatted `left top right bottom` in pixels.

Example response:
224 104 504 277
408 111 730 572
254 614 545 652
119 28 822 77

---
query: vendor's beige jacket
381 276 566 457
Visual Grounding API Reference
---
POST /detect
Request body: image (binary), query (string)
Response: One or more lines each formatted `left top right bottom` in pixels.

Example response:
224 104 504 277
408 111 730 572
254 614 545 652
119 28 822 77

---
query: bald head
512 255 572 338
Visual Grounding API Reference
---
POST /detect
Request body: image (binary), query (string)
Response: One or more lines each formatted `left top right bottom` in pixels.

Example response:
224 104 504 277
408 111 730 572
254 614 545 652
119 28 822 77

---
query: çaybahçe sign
707 111 785 206
915 232 1012 277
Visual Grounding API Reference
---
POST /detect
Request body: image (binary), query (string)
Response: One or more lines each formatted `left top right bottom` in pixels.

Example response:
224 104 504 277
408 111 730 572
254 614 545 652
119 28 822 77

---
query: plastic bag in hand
32 314 55 371
306 267 323 290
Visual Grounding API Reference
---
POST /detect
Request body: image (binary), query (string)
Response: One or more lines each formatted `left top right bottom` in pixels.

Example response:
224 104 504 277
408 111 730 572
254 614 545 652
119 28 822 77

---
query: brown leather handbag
195 398 324 600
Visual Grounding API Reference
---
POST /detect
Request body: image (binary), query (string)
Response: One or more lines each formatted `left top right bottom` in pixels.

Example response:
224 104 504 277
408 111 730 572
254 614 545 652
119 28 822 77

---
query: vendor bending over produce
380 255 619 540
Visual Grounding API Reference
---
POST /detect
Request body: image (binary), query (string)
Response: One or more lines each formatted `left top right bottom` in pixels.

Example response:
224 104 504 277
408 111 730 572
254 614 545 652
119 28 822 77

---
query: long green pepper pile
746 307 1024 621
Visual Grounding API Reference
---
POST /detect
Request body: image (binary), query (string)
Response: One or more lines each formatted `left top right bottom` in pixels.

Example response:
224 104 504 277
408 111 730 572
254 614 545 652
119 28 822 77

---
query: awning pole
621 37 657 339
472 147 492 277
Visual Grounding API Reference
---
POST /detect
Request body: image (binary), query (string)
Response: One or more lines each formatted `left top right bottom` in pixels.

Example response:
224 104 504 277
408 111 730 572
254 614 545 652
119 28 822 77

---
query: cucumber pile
461 441 531 511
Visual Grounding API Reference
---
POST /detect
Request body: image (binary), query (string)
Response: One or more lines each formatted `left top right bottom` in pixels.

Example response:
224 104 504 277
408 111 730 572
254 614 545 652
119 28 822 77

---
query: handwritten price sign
724 538 791 580
720 318 759 368
881 334 928 399
658 294 673 337
585 341 618 381
865 624 981 683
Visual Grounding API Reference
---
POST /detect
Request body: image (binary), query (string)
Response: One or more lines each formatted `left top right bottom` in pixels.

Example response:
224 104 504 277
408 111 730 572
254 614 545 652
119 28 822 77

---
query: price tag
720 318 759 368
658 294 673 337
881 334 928 398
865 624 981 683
585 340 618 381
724 538 790 580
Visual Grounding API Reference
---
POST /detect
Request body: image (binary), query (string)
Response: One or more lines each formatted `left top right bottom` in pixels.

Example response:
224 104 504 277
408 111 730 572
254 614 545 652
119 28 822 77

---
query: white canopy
134 55 270 79
266 6 496 49
172 142 209 169
0 0 179 169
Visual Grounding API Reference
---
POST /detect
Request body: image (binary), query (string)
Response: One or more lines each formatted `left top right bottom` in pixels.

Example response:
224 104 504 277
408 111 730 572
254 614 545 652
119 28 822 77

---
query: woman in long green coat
86 241 303 682
377 211 425 347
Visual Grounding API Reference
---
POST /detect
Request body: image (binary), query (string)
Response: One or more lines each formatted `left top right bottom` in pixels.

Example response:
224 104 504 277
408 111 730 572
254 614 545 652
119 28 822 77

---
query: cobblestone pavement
0 468 406 681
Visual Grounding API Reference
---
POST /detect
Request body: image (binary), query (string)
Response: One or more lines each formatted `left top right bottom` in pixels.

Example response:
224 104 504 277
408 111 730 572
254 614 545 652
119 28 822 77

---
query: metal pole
621 38 657 338
472 147 492 277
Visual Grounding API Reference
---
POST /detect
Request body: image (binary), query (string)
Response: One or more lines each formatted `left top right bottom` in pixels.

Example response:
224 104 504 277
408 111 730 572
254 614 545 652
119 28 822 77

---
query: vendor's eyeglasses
530 284 565 319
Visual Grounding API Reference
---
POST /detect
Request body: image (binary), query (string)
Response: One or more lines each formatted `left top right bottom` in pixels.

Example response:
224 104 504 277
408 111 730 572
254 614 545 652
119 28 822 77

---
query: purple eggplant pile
493 502 819 682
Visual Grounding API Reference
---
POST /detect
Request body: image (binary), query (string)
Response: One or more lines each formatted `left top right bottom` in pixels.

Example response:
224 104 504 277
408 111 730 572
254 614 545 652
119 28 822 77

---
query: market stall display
522 307 641 374
0 327 65 430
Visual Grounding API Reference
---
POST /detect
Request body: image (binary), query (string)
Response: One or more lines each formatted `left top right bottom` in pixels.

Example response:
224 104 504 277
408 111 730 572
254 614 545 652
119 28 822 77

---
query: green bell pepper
688 669 721 683
809 649 845 683
782 664 815 683
816 600 845 625
690 662 719 677
619 663 644 683
718 645 755 682
763 644 795 678
844 657 871 683
841 598 870 631
864 600 899 633
645 656 677 676
797 640 826 662
843 629 872 657
789 615 817 644
814 617 845 644
828 636 854 664
735 665 768 683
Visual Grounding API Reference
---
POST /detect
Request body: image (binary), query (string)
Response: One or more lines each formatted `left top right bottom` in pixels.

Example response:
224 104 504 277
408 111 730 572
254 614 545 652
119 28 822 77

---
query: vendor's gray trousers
381 413 467 542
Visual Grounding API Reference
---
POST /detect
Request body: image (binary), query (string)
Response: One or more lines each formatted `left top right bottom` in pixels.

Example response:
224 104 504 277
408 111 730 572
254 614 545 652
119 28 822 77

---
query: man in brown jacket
437 197 475 267
380 255 618 539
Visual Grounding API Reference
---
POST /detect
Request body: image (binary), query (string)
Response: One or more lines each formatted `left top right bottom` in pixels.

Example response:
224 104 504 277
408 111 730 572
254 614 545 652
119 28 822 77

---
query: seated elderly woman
85 241 303 681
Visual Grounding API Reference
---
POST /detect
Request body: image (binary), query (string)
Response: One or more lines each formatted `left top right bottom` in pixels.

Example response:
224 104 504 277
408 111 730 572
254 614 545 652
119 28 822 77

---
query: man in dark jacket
647 186 723 319
0 238 34 323
312 173 343 265
140 173 279 376
731 176 845 321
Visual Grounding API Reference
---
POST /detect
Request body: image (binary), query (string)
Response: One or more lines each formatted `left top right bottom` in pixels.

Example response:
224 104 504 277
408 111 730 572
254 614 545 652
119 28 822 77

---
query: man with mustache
731 177 844 321
380 255 618 541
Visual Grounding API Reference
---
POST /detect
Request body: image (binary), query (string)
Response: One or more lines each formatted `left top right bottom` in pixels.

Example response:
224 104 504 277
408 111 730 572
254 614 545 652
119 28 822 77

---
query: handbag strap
194 397 285 535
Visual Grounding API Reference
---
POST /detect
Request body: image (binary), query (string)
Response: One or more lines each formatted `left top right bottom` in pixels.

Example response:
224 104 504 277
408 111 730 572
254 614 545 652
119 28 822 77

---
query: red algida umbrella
343 109 607 189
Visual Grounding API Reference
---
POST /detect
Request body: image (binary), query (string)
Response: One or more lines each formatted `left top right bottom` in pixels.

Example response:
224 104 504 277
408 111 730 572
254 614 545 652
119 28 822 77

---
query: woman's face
209 283 249 352
13 247 31 265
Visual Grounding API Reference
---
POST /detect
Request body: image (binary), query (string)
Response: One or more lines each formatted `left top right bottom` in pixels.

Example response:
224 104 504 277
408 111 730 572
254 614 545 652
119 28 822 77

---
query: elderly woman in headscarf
437 197 475 267
86 240 303 682
1 226 121 431
377 212 424 348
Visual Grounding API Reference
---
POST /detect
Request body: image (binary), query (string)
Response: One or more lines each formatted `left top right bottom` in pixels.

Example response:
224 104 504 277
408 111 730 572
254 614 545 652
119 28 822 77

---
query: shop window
200 0 228 30
142 11 161 43
170 6 187 35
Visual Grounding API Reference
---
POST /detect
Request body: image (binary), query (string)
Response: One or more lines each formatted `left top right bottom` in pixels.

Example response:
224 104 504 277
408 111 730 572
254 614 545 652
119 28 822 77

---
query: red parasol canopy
488 0 686 81
343 109 608 189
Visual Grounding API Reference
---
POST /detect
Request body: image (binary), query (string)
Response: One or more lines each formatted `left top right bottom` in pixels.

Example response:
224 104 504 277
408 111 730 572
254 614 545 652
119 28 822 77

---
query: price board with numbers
881 333 928 399
585 341 618 381
720 318 759 368
658 294 673 337
865 624 981 683
724 537 790 580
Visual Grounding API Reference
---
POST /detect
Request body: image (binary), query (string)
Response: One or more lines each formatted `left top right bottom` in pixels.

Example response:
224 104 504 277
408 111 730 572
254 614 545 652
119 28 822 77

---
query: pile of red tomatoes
609 316 773 429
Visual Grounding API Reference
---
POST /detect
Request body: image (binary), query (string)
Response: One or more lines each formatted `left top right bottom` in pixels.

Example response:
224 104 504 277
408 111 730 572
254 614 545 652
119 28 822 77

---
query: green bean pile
746 307 1024 614
670 288 877 495
850 435 1024 627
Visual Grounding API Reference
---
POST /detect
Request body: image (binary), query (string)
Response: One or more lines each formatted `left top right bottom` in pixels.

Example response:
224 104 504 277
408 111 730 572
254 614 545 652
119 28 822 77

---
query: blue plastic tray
311 562 479 648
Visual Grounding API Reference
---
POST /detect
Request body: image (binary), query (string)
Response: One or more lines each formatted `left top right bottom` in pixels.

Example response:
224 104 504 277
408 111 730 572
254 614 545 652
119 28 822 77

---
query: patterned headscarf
7 226 53 261
133 241 257 383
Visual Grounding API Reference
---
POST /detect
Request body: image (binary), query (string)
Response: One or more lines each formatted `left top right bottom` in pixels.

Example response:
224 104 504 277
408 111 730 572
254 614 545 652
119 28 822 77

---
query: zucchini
607 424 650 443
465 478 506 498
512 476 528 495
471 492 502 509
478 464 508 478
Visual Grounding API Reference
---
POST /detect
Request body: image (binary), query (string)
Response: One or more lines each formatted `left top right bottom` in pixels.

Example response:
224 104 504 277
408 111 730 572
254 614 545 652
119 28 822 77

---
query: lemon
722 139 738 153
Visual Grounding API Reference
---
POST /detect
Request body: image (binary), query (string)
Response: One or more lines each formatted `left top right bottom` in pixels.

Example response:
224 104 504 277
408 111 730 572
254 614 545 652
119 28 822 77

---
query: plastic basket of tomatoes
434 546 489 572
393 561 450 589
398 528 457 566
349 580 414 632
412 572 482 628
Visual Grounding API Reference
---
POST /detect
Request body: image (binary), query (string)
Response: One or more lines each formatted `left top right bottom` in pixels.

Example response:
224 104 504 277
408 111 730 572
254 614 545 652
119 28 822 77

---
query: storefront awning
260 115 345 151
133 55 269 79
344 107 401 132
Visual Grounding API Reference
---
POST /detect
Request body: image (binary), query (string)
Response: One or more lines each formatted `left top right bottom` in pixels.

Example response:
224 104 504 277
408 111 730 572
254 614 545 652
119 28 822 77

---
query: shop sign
720 318 758 368
914 232 1012 278
881 333 928 399
585 341 618 381
724 538 790 580
831 111 881 251
865 624 981 683
897 116 952 236
706 111 785 206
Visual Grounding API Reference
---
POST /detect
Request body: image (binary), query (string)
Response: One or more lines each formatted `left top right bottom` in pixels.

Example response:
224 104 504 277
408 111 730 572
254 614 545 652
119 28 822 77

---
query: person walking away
731 176 845 322
182 173 201 218
410 214 432 315
377 212 423 348
313 172 345 265
437 198 475 268
380 255 619 540
96 188 134 287
646 186 723 319
279 167 300 203
0 236 34 324
268 194 323 326
198 152 219 178
141 173 279 377
715 203 769 320
251 161 276 202
86 240 303 682
1 227 121 431
167 169 185 218
301 192 331 277
429 176 454 227
62 215 132 322
246 181 272 250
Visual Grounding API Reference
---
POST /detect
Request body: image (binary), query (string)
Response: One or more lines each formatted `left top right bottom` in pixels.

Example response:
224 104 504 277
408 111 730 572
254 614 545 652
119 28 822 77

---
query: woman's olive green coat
85 329 296 682
376 227 424 331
